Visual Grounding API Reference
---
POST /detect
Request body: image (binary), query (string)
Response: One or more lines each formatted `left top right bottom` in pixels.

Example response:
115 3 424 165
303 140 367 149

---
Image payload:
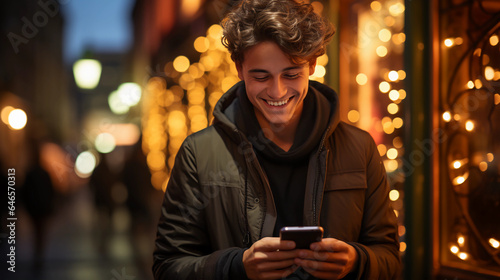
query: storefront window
438 0 500 277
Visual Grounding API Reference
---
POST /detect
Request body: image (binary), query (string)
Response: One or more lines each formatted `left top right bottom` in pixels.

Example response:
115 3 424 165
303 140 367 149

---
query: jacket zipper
237 130 275 242
312 125 332 225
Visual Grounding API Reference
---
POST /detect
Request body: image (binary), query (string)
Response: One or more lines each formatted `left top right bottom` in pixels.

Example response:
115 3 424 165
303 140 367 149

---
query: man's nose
268 79 287 99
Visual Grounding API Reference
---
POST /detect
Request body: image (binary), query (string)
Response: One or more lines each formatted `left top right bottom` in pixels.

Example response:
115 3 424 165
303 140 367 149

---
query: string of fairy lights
440 2 500 267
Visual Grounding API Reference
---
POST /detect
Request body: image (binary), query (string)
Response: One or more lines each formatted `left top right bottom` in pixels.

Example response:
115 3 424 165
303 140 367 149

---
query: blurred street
1 184 160 280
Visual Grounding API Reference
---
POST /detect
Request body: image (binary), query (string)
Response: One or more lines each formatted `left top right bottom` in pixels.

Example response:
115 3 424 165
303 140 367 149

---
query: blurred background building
0 0 499 280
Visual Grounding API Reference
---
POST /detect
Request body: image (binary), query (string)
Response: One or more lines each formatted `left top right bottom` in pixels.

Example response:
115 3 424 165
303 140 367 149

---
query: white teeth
267 98 289 106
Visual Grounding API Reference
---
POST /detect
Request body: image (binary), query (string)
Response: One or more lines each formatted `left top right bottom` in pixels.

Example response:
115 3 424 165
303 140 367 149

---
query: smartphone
280 226 324 249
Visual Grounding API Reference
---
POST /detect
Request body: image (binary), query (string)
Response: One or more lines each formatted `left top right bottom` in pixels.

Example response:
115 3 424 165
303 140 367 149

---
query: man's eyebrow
247 66 303 74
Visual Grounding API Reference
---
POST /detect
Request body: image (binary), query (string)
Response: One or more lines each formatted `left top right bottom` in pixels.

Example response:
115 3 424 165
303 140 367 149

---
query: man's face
236 41 316 127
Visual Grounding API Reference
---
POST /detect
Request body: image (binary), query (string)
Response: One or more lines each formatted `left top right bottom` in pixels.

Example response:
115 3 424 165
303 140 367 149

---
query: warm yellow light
479 161 488 172
453 160 461 169
397 70 406 80
376 46 388 57
173 56 190 72
393 137 403 148
389 3 405 16
311 1 324 15
384 16 395 27
73 59 102 89
399 242 406 252
370 1 382 12
398 89 406 100
454 37 463 45
181 0 201 18
348 110 360 123
1 106 14 125
384 159 398 172
490 35 499 46
379 29 392 42
312 65 326 77
187 88 205 105
221 76 240 92
379 81 391 93
485 66 495 81
454 114 461 121
474 79 482 89
495 94 500 105
387 148 398 159
194 36 210 53
377 144 387 156
389 190 400 201
388 70 399 81
398 225 406 236
392 33 406 45
450 245 459 254
487 153 494 162
104 123 141 146
207 24 223 38
444 38 454 47
147 151 166 171
8 109 27 130
387 103 399 114
168 110 186 129
489 238 500 249
458 252 468 260
465 120 474 131
453 173 468 185
389 90 399 101
393 117 403 129
442 111 452 122
457 236 465 245
383 122 395 134
466 80 474 89
317 54 329 66
356 73 368 85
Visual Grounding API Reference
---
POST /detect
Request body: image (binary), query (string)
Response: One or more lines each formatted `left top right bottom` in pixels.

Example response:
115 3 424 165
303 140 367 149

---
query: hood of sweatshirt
212 80 340 149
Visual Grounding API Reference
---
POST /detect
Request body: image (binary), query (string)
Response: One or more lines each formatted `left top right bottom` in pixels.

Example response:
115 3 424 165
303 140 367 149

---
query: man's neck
254 110 302 152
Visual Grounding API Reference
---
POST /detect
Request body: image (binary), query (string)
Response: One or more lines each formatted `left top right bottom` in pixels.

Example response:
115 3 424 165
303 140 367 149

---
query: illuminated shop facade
133 1 500 279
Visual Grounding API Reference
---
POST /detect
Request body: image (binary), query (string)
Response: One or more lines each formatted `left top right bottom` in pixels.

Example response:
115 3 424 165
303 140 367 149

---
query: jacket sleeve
349 136 401 280
152 137 246 280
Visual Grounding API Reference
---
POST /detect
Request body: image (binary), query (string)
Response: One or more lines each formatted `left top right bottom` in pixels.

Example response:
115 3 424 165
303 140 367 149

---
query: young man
153 0 401 279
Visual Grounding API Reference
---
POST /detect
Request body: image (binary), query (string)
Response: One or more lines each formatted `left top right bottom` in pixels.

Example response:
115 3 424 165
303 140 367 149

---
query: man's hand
294 238 358 280
243 237 300 280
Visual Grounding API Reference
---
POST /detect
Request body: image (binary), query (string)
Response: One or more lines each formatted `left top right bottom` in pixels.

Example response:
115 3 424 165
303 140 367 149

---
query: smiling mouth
265 97 293 107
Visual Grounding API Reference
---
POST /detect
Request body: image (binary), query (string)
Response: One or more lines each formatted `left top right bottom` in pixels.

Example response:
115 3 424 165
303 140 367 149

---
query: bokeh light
75 151 97 178
8 108 27 130
95 132 116 154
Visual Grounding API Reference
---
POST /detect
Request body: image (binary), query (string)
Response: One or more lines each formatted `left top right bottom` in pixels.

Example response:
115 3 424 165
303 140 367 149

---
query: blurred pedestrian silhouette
20 124 56 270
89 153 118 255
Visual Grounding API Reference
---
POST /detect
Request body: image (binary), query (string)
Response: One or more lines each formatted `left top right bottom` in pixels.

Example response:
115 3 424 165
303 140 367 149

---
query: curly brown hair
221 0 335 64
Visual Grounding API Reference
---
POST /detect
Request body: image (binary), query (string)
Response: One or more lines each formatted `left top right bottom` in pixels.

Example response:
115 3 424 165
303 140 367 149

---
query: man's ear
236 61 244 81
308 59 317 76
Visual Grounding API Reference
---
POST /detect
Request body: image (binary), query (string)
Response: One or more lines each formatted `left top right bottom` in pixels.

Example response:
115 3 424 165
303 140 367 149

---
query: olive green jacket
153 81 400 279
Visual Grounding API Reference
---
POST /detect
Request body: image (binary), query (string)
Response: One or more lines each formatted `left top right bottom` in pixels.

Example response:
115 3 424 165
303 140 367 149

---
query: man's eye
284 73 300 79
254 76 269 81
